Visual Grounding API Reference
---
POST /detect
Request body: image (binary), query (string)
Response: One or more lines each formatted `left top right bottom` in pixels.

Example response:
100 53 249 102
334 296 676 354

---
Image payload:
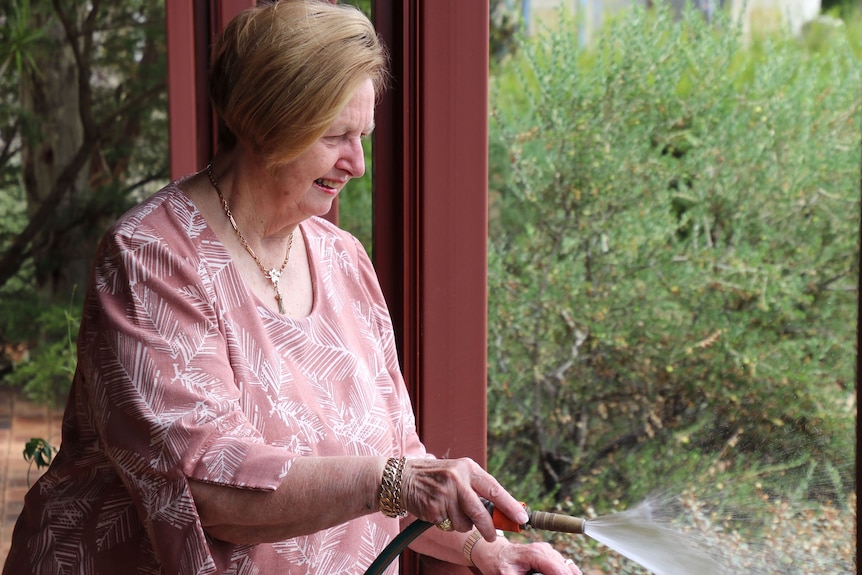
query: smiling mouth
315 178 339 191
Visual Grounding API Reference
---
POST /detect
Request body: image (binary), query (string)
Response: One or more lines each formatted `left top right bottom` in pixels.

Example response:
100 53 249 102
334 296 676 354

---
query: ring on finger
436 518 454 531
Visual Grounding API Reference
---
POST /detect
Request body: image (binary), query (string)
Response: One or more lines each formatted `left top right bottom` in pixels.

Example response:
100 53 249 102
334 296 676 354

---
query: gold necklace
206 163 294 314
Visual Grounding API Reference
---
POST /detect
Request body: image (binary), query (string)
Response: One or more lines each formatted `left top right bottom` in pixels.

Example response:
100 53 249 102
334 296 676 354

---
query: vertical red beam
373 1 489 573
166 0 253 180
417 0 490 463
373 0 421 412
373 0 489 460
416 4 489 572
166 0 210 179
209 0 257 165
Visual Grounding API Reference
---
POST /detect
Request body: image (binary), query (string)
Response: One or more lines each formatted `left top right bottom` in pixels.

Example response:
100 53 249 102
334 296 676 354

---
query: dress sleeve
76 204 291 571
80 210 292 489
350 235 428 460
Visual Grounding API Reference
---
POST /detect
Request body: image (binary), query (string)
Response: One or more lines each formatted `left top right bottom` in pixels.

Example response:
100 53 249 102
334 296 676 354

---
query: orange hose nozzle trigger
484 499 528 533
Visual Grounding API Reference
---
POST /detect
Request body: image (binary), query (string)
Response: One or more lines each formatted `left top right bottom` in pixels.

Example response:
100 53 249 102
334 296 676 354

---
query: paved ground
0 388 64 566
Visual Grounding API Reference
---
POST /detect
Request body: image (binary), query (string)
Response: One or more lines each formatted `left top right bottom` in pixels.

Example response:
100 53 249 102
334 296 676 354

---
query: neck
207 161 296 314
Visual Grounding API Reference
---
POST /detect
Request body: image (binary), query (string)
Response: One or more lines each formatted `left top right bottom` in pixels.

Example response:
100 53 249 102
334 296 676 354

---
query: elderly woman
3 2 581 574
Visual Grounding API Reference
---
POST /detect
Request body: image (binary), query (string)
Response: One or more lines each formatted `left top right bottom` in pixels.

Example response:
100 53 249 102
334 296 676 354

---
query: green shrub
1 297 79 406
487 0 859 516
339 138 374 254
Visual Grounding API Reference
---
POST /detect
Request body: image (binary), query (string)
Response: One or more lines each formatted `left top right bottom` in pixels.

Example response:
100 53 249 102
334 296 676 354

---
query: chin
309 198 337 219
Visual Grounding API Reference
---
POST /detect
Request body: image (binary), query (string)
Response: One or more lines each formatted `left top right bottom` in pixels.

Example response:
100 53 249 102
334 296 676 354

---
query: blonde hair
209 0 388 165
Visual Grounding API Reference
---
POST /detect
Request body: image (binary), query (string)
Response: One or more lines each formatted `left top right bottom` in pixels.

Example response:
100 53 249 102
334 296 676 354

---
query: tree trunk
20 16 92 300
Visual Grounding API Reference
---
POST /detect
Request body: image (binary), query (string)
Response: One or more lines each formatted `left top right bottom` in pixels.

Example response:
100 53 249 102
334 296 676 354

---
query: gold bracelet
378 456 407 518
462 529 483 566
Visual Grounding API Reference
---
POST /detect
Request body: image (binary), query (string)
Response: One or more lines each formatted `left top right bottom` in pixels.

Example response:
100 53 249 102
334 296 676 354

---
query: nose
337 138 366 179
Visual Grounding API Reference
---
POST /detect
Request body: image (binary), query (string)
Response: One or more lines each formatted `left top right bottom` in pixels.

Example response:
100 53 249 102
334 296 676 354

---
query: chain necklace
206 163 294 314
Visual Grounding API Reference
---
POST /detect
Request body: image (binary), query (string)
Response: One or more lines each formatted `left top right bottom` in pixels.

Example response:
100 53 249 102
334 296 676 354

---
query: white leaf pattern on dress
3 186 427 575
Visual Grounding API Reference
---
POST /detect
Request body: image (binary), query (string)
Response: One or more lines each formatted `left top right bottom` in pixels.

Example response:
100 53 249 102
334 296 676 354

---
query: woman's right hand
399 457 529 541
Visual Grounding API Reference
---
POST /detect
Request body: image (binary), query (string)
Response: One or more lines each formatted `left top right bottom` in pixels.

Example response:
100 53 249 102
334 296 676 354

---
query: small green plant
22 436 56 487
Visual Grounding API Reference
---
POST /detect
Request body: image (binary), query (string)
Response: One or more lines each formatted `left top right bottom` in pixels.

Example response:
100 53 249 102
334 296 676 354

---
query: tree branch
0 140 96 287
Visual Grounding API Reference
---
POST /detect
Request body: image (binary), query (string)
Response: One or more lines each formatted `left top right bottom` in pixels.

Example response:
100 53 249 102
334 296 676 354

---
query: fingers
563 558 583 575
400 458 478 532
474 537 581 575
467 465 530 532
399 457 526 538
513 542 582 575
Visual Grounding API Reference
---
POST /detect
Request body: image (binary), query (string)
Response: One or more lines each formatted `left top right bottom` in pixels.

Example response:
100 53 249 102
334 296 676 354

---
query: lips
314 178 340 191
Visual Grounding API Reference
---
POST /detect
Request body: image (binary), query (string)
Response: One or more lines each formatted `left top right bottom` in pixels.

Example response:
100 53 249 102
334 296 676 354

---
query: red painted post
416 0 490 468
372 0 422 417
166 0 209 179
373 1 490 573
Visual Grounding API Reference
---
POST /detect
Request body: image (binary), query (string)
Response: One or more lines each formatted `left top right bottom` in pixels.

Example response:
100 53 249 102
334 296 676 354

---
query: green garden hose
362 519 434 575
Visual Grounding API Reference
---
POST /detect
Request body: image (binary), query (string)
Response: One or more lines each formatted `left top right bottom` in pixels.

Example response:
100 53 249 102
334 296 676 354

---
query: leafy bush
1 296 79 406
339 138 374 254
487 0 859 518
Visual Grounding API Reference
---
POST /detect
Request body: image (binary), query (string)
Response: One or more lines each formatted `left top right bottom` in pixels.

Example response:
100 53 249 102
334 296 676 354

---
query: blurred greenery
337 0 373 253
487 1 859 518
339 138 374 254
0 0 168 403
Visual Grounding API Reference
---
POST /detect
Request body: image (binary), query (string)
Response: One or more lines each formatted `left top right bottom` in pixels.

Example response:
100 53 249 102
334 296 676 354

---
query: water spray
364 496 726 575
362 500 587 575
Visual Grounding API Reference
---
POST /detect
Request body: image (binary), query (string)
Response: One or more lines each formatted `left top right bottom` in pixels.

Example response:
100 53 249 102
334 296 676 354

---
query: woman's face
274 78 375 220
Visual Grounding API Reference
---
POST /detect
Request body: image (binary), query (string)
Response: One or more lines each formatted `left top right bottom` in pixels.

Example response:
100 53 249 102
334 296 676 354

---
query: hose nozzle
527 509 585 534
483 499 586 535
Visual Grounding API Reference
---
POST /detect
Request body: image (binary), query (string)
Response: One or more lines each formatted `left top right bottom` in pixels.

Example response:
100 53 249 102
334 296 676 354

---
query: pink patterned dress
3 183 427 575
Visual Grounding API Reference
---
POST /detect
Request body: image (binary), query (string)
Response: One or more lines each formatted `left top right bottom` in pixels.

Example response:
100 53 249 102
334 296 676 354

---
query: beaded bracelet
378 456 407 518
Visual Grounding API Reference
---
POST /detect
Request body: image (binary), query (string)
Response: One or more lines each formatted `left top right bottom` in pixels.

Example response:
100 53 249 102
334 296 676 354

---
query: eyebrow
327 120 375 137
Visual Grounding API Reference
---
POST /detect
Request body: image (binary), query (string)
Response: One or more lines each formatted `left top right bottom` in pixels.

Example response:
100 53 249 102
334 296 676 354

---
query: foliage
491 0 523 66
0 0 168 395
2 299 78 405
339 138 374 254
0 0 168 292
0 0 45 78
22 436 57 487
487 0 859 517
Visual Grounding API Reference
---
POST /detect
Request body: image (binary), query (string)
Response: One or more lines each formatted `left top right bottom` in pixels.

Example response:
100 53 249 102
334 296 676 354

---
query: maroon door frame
372 0 489 462
372 3 489 573
166 0 254 178
166 2 489 573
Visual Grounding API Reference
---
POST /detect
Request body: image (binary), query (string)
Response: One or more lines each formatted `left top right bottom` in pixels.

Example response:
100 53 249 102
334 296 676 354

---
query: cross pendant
265 269 286 314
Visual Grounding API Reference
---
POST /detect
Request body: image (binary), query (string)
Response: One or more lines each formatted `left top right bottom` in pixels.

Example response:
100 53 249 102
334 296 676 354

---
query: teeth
315 178 337 189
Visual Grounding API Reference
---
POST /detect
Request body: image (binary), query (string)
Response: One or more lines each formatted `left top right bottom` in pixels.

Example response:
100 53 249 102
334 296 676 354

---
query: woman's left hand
471 536 582 575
